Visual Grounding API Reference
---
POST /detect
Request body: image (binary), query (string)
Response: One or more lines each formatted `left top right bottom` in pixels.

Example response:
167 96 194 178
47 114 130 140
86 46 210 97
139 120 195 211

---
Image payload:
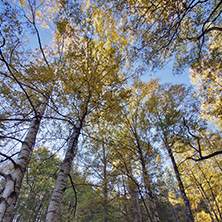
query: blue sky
142 63 192 86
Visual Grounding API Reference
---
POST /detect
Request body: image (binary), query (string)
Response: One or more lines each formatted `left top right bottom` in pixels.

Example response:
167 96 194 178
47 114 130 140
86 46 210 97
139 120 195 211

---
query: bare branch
27 0 51 69
187 150 222 161
0 171 7 179
0 135 25 144
0 152 18 166
0 49 38 117
68 174 77 221
0 118 32 122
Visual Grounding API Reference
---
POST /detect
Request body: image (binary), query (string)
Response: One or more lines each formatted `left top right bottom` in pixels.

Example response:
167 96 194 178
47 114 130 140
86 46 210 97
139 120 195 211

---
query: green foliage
14 147 109 222
14 147 61 221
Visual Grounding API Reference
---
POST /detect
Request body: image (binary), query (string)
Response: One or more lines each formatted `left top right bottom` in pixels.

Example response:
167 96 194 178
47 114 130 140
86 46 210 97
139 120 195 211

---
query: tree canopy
0 0 221 221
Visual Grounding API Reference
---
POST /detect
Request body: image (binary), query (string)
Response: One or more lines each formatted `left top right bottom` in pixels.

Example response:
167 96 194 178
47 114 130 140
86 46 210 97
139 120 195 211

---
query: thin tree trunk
134 133 159 222
139 153 159 222
197 165 222 220
102 144 108 222
122 176 131 222
46 110 87 222
128 178 140 222
0 97 48 222
190 170 217 222
164 142 194 222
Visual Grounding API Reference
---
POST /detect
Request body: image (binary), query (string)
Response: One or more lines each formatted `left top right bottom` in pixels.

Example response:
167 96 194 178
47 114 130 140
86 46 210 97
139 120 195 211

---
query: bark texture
46 110 87 222
165 142 194 222
0 98 48 222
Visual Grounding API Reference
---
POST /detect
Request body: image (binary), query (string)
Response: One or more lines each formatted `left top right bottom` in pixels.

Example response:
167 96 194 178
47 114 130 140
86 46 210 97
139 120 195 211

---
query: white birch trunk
0 97 48 222
46 110 86 222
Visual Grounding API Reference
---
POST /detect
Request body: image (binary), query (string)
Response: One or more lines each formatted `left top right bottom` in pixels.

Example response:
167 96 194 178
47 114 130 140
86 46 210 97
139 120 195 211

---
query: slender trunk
117 185 124 222
135 139 159 222
122 176 131 222
127 161 142 222
198 165 222 220
0 97 48 222
128 178 140 222
164 142 194 222
190 170 217 222
102 145 108 222
46 111 86 222
136 193 142 222
142 168 159 222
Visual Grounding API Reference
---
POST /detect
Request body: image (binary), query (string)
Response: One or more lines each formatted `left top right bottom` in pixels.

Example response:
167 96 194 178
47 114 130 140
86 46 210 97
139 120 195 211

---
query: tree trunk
198 165 222 221
190 170 217 222
135 138 159 222
102 144 108 222
0 97 48 222
164 142 194 222
46 110 86 222
128 178 140 222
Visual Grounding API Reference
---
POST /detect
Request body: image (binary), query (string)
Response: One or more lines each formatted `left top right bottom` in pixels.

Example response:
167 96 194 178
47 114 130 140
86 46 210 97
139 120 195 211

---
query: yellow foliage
155 154 160 163
168 191 184 206
19 0 26 7
190 33 222 128
195 211 211 222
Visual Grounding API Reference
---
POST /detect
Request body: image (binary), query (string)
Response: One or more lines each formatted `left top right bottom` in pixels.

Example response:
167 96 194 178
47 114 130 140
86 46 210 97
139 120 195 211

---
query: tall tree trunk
102 144 108 222
135 136 159 222
128 178 141 222
141 158 160 222
198 165 222 220
190 170 217 222
46 110 87 222
0 96 48 222
164 141 194 222
141 165 159 222
122 176 130 222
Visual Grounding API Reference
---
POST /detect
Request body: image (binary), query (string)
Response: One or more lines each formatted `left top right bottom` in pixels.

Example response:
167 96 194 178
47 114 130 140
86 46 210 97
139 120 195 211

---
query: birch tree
0 0 60 220
45 1 132 220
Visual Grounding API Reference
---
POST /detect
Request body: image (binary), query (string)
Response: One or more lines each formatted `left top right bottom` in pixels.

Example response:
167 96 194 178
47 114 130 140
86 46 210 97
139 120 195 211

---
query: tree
14 147 61 222
45 1 131 220
0 0 221 221
105 79 164 222
190 32 222 128
97 0 222 72
180 156 222 221
143 80 222 221
143 82 197 222
0 0 57 220
12 147 104 222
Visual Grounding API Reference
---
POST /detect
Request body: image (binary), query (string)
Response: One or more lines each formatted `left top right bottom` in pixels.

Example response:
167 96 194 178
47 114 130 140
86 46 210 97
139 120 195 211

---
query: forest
0 0 221 221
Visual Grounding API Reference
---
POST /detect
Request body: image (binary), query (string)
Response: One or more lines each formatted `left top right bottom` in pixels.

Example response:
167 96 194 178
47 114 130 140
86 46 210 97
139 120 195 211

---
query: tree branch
0 46 38 117
0 152 18 166
68 174 77 221
187 150 222 161
0 171 7 179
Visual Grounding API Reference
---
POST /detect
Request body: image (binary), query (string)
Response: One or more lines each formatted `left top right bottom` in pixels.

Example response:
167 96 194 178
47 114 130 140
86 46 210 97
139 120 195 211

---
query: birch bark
0 96 48 222
46 110 87 222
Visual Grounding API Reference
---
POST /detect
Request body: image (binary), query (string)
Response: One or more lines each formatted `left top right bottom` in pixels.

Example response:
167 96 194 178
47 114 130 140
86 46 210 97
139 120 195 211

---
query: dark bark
102 144 108 222
190 170 218 222
164 142 194 222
